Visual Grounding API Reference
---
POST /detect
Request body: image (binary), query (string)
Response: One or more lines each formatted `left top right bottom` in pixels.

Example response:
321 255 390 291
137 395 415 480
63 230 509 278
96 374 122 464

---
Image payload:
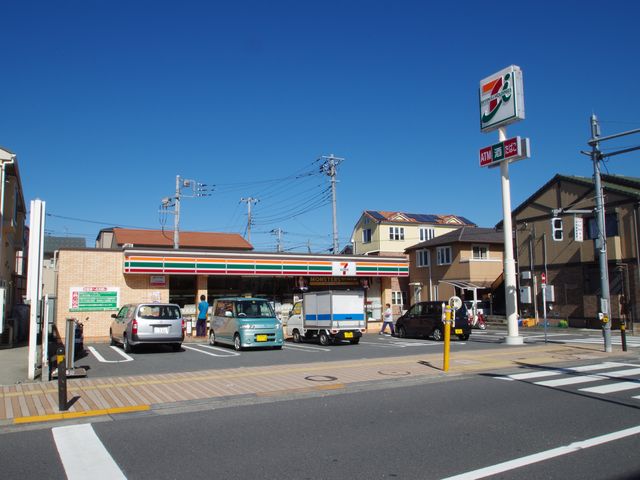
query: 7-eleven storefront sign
124 250 409 278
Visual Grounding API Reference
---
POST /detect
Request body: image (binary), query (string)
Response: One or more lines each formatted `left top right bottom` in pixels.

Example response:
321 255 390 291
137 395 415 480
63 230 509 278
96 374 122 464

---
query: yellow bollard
443 306 451 372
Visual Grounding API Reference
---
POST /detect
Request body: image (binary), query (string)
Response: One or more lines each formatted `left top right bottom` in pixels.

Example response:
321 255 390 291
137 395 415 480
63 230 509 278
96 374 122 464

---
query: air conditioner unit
521 271 532 280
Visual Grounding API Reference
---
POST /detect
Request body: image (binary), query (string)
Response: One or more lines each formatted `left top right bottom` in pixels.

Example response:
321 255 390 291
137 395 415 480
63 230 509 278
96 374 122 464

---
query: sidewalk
1 339 632 426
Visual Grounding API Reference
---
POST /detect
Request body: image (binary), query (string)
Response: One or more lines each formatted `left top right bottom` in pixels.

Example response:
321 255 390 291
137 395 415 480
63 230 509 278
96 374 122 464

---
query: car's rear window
138 305 181 319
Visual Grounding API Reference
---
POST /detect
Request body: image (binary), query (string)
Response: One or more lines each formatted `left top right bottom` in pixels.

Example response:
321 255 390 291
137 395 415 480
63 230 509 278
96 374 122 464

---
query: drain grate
378 370 411 376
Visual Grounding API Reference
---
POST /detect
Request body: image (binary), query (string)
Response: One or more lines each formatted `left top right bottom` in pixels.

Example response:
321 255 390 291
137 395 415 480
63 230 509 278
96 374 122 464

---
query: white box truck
286 290 366 345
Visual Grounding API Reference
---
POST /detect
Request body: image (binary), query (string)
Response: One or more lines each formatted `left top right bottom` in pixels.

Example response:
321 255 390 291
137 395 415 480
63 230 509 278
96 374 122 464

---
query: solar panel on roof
366 211 386 220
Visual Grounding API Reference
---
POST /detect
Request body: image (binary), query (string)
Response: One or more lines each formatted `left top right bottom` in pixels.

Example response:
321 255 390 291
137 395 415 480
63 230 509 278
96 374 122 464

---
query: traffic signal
551 217 563 241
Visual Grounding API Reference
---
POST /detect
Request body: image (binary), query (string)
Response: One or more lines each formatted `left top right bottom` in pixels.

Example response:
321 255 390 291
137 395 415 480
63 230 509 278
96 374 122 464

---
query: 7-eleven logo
481 72 512 124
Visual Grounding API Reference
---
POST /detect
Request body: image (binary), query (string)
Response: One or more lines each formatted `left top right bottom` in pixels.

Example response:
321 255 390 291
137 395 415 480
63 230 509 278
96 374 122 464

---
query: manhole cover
305 375 338 382
378 370 411 376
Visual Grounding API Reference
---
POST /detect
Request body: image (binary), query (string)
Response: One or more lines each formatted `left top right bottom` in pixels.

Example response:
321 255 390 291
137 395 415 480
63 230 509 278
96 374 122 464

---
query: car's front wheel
234 334 242 351
292 330 302 343
209 330 216 346
397 325 407 338
431 328 443 342
109 330 116 346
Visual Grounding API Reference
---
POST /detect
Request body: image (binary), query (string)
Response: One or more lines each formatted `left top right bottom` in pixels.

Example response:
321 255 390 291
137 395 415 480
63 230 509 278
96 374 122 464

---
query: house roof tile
112 228 253 250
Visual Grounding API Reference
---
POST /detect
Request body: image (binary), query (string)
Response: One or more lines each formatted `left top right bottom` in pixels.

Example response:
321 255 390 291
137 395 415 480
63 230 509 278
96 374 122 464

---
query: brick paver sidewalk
0 343 624 425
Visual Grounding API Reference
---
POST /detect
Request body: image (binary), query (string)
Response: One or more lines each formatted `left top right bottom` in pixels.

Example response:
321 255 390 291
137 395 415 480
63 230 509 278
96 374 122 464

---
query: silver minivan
110 303 184 353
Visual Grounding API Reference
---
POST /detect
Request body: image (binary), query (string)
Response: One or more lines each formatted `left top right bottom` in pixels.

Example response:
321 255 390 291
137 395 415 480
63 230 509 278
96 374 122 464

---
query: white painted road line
508 371 561 380
197 344 242 356
566 362 630 372
88 346 133 363
284 343 331 352
441 424 640 480
53 423 126 480
182 344 240 357
580 382 640 394
536 367 640 387
535 375 604 387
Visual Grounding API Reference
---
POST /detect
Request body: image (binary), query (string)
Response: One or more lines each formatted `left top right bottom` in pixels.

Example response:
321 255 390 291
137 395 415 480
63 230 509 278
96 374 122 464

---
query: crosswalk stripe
53 423 126 479
535 368 640 388
565 362 630 372
579 382 640 394
535 375 603 387
508 371 561 380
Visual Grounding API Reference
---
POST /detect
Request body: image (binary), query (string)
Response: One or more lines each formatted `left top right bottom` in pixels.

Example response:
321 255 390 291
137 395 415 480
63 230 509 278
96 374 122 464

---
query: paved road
3 357 640 479
76 328 637 379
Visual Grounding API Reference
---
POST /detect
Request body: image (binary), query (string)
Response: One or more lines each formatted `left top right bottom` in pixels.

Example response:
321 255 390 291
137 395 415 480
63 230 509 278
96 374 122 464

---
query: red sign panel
479 146 493 166
503 137 519 159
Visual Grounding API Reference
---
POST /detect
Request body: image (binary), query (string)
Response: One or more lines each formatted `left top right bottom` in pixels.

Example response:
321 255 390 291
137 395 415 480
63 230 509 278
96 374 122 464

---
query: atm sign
479 136 529 167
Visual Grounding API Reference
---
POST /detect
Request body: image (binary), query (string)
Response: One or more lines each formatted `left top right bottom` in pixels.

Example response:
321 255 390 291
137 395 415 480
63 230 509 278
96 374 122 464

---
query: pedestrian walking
380 303 395 335
197 294 208 337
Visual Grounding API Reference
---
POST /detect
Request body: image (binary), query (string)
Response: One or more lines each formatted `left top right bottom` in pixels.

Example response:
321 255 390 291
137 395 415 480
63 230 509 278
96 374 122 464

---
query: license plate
155 327 170 334
344 332 353 338
454 329 463 334
256 334 268 342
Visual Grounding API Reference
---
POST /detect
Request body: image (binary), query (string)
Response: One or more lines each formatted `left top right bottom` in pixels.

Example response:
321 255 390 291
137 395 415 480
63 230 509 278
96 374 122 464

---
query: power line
46 213 152 229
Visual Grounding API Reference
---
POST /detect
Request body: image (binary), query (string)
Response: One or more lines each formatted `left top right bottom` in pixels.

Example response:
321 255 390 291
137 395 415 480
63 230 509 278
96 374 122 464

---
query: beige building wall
353 217 462 255
56 249 169 341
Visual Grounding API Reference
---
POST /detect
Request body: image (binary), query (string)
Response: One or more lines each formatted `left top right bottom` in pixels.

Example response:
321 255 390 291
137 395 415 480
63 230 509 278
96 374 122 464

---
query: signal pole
241 197 259 243
582 114 640 352
320 154 344 254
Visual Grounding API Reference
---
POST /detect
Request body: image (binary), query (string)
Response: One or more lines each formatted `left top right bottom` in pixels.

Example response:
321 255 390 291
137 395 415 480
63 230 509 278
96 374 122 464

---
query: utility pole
271 228 284 252
320 154 344 254
241 197 259 243
581 114 640 353
161 175 211 249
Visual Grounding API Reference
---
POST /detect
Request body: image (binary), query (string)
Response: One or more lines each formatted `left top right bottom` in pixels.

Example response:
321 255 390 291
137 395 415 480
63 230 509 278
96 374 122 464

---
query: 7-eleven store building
55 248 409 341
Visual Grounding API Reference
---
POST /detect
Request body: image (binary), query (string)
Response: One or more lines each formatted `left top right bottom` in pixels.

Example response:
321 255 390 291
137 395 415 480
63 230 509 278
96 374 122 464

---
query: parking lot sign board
70 286 120 311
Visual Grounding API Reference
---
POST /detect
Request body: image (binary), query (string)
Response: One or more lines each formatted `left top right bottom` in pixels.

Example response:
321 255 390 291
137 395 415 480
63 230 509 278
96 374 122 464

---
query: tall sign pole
479 65 528 345
27 199 46 380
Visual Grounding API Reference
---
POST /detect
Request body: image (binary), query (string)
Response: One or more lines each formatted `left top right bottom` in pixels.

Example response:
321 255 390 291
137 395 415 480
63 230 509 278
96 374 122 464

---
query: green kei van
208 297 284 351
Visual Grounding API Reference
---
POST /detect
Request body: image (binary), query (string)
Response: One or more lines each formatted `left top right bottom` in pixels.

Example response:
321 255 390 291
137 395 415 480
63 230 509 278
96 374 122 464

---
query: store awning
438 280 493 290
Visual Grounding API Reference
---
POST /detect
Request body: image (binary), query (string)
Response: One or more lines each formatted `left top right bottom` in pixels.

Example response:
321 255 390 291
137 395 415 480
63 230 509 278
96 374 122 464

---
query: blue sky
3 0 639 252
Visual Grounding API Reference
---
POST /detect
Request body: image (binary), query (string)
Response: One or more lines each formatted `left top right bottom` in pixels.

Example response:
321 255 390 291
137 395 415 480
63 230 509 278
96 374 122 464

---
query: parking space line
197 344 242 356
182 344 240 357
284 343 331 352
88 346 134 363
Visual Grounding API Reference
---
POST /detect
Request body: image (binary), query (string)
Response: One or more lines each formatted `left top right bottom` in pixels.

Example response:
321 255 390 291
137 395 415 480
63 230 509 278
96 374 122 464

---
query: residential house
405 227 504 308
0 147 27 345
42 236 86 296
504 174 640 330
351 211 475 318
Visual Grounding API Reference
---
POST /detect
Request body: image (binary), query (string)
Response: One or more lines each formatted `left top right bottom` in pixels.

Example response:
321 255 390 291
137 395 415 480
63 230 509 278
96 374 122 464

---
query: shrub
558 319 568 328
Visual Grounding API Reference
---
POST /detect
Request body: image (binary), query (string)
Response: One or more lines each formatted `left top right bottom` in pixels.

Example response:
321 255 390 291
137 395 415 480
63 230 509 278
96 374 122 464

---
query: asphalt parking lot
77 331 487 378
71 328 638 379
